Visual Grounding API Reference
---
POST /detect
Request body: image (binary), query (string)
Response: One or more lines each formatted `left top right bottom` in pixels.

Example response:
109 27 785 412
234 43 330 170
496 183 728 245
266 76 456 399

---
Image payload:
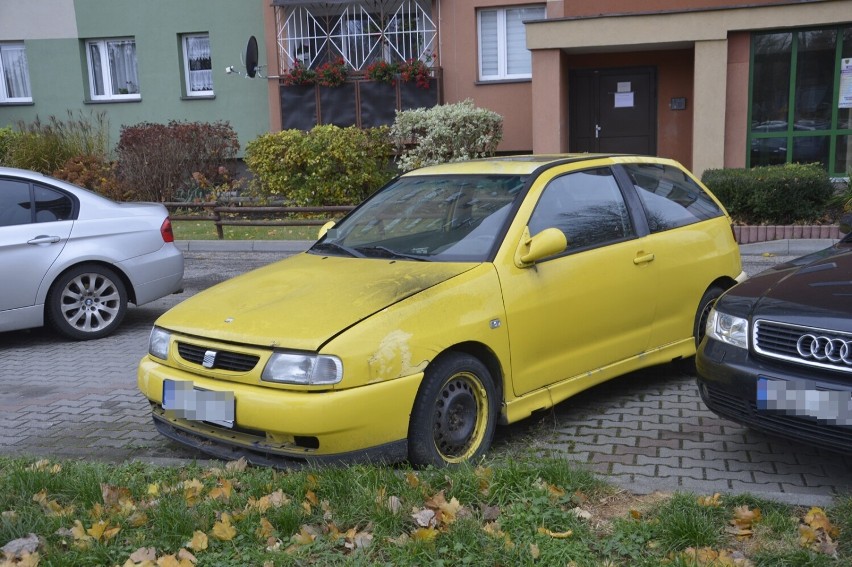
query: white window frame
0 42 33 103
182 33 213 97
85 38 140 101
477 5 545 82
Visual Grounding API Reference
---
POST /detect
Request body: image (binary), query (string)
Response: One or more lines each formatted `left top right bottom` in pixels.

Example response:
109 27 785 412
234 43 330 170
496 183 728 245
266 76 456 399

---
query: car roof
403 154 676 176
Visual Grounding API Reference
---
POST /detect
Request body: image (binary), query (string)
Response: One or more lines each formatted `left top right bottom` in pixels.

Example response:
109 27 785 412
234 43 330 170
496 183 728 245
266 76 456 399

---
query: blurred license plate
162 379 235 428
756 377 852 426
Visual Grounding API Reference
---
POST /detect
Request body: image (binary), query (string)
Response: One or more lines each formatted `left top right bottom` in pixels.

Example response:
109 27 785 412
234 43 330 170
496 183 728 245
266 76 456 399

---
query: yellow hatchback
138 155 745 467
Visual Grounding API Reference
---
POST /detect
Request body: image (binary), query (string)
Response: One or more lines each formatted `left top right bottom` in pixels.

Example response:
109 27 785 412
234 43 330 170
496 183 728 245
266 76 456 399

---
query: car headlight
705 307 748 349
148 327 171 360
262 352 343 385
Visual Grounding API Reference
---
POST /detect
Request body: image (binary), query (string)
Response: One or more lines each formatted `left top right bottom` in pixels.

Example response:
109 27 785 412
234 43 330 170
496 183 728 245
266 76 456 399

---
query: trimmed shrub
5 111 110 174
244 125 394 206
390 99 503 172
116 120 239 202
701 163 834 224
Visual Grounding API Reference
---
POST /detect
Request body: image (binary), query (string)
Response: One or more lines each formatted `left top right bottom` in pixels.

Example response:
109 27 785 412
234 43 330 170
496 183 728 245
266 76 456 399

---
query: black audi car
696 231 852 454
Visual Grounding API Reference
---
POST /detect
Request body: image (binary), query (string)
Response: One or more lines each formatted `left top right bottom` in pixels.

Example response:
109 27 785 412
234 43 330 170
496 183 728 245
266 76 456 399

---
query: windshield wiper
356 246 429 261
310 241 364 258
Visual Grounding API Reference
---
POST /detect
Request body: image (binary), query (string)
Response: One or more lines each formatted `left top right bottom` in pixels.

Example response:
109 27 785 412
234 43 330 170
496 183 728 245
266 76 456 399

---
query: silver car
0 167 184 340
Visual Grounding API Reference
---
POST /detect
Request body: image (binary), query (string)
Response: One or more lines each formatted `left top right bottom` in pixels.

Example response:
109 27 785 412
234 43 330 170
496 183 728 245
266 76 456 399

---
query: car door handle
27 235 61 245
633 252 655 265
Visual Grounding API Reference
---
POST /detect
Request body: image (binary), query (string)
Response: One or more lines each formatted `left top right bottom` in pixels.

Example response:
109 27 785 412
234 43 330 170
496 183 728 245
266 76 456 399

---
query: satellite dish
245 36 259 78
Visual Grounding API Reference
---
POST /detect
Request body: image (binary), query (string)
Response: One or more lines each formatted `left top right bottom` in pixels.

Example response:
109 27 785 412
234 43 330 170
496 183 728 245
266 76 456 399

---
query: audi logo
796 334 852 365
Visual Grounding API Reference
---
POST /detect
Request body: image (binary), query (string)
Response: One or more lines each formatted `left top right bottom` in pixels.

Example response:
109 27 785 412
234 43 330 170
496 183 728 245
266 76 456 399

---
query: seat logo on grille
796 334 852 365
202 350 217 368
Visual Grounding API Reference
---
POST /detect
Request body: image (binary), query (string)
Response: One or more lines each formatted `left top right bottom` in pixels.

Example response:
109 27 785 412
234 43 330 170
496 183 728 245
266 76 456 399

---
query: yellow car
138 155 745 467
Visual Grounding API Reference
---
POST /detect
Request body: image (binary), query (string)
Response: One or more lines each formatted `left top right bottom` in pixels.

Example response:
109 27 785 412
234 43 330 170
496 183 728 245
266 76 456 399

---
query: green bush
390 99 503 172
244 125 394 206
4 111 110 174
116 120 239 202
0 126 20 165
701 163 834 224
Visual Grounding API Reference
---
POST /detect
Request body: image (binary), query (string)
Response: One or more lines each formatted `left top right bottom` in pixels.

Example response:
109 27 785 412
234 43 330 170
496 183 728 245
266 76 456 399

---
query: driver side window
528 167 634 251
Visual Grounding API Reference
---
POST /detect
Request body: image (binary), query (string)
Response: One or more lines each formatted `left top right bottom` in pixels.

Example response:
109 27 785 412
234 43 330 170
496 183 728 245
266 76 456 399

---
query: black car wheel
694 285 725 347
46 264 128 340
408 353 498 467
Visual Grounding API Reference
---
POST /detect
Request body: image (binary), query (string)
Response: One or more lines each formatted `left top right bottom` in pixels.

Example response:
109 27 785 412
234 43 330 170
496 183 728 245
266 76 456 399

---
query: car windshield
311 174 526 262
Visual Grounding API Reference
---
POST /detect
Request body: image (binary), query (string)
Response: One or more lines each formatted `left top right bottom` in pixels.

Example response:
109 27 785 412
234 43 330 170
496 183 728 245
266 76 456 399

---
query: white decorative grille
276 0 435 72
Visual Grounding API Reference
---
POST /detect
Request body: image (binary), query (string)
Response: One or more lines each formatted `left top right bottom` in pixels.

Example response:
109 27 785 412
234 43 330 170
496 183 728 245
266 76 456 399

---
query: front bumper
138 357 423 465
696 338 852 454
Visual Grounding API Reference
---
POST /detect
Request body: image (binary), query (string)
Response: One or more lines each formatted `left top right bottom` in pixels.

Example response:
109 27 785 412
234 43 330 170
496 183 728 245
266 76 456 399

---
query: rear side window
34 184 74 222
623 163 723 233
0 179 32 226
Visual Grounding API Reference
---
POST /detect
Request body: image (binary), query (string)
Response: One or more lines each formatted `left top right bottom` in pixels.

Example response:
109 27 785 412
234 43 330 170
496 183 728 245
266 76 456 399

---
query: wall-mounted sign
614 92 634 108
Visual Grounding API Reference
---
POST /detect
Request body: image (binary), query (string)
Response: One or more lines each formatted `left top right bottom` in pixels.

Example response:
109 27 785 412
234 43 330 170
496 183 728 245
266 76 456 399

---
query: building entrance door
569 67 657 155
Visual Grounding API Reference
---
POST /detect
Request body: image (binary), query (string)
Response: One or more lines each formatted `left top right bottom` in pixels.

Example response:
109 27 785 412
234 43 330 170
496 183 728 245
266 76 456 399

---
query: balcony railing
279 68 442 130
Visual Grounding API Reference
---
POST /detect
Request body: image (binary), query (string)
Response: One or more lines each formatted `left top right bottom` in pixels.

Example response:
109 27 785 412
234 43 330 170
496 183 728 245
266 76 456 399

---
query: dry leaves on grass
799 507 839 557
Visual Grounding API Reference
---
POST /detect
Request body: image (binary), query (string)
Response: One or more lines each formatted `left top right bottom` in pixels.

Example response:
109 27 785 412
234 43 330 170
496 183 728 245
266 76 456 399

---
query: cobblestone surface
1 243 849 507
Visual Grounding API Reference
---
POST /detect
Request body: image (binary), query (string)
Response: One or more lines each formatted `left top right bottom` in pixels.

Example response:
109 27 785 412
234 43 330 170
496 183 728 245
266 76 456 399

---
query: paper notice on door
614 92 634 108
840 58 852 109
617 82 631 93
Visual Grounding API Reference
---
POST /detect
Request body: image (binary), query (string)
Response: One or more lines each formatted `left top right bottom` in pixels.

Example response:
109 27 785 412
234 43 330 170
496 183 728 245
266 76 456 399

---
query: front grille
753 320 852 374
177 342 259 372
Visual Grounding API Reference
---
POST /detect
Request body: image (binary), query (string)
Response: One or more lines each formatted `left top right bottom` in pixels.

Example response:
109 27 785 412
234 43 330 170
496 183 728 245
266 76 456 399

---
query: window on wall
0 42 32 103
277 0 435 71
477 5 545 82
749 27 852 176
86 38 140 100
182 33 213 96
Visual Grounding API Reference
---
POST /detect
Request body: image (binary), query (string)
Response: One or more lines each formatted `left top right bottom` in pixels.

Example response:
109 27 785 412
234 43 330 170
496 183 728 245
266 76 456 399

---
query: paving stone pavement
0 241 849 507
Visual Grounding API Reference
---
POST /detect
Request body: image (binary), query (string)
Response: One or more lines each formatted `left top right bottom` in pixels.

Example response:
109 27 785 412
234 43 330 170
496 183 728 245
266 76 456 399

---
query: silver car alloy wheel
59 271 122 333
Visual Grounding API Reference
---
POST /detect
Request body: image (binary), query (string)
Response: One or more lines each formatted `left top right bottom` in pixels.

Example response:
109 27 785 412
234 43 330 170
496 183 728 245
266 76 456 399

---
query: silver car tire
46 264 128 340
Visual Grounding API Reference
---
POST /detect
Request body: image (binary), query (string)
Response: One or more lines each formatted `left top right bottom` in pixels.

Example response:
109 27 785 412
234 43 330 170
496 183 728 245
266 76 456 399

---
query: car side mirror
317 220 336 240
514 227 567 268
840 213 852 235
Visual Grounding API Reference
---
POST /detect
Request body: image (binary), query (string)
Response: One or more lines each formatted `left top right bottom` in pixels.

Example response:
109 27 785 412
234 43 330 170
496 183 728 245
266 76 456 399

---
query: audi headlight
148 327 171 360
262 352 343 385
705 308 748 349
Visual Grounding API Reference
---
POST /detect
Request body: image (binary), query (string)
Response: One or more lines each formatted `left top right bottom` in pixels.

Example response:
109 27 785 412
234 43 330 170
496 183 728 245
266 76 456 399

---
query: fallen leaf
182 479 204 506
537 527 573 539
290 525 319 546
225 457 248 472
387 495 402 514
257 517 276 539
411 508 436 528
529 542 540 559
411 527 439 542
405 471 420 488
697 493 722 507
87 519 120 542
211 513 237 541
208 478 233 501
187 530 208 551
177 548 198 564
1 533 40 558
129 547 157 562
480 503 501 522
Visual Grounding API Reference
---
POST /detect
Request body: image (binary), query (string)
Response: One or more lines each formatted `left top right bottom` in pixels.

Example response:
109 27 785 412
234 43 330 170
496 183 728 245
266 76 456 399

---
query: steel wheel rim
432 371 489 463
60 273 121 333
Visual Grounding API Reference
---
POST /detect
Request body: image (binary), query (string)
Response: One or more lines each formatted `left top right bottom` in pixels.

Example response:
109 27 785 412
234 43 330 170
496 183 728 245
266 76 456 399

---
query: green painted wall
0 0 269 156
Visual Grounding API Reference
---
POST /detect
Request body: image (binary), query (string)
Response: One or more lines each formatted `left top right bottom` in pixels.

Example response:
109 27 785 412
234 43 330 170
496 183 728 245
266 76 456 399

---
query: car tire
408 352 498 467
694 285 725 347
678 285 725 372
46 264 128 340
